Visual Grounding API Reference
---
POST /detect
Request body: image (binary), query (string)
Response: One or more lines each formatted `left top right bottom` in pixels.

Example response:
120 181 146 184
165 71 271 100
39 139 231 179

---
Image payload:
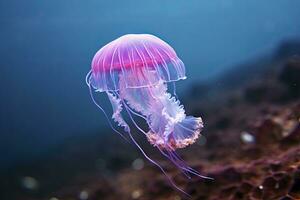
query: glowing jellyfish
86 34 211 195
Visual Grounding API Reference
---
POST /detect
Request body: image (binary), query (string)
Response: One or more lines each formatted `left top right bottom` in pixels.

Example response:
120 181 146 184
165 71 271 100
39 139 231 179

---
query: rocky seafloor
2 51 300 200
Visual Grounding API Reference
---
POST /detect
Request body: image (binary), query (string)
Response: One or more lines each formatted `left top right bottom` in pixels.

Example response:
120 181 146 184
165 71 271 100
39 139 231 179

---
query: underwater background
1 1 300 199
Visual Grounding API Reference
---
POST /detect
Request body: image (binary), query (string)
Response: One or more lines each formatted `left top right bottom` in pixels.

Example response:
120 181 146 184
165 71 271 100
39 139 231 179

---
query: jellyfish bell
86 34 211 195
90 34 186 91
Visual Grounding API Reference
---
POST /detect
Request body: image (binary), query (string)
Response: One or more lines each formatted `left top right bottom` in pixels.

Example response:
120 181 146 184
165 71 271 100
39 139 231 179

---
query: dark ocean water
1 0 300 169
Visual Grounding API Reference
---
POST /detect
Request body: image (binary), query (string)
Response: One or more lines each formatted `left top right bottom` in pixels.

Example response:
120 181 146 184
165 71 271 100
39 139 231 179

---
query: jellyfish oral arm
119 77 203 151
106 92 130 132
118 87 212 183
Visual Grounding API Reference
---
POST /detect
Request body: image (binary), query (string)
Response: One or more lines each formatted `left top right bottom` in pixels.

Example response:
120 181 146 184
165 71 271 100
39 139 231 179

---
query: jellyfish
86 34 211 195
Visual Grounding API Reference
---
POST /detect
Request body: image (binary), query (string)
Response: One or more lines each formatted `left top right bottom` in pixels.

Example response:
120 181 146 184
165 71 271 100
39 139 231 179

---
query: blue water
1 0 300 167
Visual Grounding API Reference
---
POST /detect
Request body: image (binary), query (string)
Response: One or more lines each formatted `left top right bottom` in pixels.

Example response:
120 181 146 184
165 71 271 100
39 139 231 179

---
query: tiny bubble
132 158 144 170
79 190 89 200
240 131 255 143
131 189 142 199
21 176 39 190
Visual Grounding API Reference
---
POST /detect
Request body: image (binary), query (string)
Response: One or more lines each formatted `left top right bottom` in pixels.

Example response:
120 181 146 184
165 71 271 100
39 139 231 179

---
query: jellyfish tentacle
169 150 196 173
171 81 178 99
123 100 190 177
168 151 199 176
167 151 202 180
122 100 148 137
166 150 193 177
168 150 213 180
120 96 187 191
121 99 156 141
159 145 205 179
167 149 213 180
157 147 192 179
122 102 190 197
87 82 129 142
159 141 212 180
127 130 190 197
118 93 190 194
85 70 92 86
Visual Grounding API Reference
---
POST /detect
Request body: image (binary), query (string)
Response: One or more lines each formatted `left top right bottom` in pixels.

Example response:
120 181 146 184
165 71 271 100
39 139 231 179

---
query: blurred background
1 1 300 200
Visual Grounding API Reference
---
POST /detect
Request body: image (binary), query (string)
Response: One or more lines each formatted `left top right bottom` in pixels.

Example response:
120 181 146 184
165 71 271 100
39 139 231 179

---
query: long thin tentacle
125 115 190 197
121 101 148 137
168 150 213 180
85 70 92 86
157 147 192 179
119 99 153 131
117 96 190 197
172 81 178 99
159 146 212 180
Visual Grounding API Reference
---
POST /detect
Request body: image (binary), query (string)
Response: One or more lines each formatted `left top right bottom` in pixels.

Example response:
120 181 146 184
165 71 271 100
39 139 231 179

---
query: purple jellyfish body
86 34 211 195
